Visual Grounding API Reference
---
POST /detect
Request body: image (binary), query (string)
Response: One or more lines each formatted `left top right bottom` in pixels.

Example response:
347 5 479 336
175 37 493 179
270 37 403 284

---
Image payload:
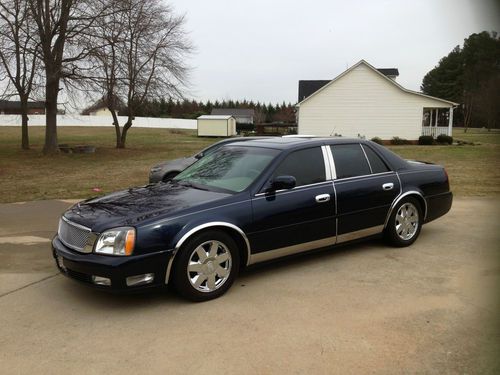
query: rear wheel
385 197 422 247
172 230 239 301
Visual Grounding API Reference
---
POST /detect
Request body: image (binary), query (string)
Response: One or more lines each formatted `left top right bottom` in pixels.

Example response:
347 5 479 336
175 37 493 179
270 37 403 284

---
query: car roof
232 137 370 150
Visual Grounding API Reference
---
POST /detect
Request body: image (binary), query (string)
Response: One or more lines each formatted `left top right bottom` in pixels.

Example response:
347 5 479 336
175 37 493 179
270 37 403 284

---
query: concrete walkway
0 198 499 374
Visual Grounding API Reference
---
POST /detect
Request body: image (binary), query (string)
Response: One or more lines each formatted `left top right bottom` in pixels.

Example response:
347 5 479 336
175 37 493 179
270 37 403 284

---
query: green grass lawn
0 126 498 203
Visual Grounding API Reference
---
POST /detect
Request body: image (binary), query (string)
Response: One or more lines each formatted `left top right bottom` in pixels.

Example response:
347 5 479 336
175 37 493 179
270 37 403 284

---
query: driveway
0 198 499 374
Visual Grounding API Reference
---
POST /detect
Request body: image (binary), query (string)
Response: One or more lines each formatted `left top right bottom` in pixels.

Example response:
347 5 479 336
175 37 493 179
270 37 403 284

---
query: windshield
174 146 279 193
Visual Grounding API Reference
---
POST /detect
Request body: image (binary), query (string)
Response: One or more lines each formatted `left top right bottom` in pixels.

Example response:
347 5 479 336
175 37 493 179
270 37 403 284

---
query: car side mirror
270 175 296 191
195 152 203 159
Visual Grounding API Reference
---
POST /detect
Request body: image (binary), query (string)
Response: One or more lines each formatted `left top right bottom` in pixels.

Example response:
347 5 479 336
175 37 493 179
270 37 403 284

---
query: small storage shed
197 115 237 137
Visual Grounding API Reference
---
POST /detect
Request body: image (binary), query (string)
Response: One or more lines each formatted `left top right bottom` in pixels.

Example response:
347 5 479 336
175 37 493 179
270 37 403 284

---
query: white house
297 60 457 140
197 115 237 137
211 108 254 124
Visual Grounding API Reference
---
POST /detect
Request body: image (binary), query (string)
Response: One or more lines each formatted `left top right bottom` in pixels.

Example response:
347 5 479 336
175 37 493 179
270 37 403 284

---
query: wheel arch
165 222 251 284
384 190 427 229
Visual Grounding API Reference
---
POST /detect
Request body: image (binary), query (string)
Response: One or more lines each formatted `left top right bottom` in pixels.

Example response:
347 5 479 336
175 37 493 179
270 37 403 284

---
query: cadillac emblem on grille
58 217 92 253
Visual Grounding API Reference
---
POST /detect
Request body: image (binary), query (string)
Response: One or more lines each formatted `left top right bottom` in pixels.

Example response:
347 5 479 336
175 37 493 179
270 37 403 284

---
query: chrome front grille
58 217 92 253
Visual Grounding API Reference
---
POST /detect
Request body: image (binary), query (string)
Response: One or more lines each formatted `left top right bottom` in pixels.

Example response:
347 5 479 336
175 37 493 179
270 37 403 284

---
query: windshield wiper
177 180 210 191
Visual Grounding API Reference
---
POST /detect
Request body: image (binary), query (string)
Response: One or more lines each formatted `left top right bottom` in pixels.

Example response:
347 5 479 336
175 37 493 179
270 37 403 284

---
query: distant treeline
133 99 296 124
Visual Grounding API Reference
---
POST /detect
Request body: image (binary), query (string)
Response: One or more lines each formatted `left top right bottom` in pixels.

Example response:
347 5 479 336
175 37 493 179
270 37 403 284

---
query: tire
162 172 179 182
171 230 240 302
385 197 423 247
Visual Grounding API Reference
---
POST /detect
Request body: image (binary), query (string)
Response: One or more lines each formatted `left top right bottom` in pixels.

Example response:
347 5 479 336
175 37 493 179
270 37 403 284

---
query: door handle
382 183 394 191
315 194 330 203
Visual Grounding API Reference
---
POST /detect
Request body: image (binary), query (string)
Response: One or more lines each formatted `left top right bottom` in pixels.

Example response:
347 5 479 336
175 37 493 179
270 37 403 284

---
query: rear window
330 144 371 179
362 145 390 174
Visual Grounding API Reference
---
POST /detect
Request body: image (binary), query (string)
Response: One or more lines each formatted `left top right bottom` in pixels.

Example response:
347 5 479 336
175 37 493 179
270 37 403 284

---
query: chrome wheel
187 240 232 293
395 202 419 240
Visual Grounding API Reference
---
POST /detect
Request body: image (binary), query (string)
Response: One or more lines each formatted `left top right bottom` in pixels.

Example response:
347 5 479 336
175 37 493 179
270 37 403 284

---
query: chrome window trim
333 171 395 184
253 180 333 198
360 144 373 174
328 144 394 181
165 221 251 284
256 146 328 196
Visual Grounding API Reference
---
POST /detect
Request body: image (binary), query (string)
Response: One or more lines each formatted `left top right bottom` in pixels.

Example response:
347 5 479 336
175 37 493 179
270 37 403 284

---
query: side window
362 145 390 174
330 144 371 179
273 147 326 187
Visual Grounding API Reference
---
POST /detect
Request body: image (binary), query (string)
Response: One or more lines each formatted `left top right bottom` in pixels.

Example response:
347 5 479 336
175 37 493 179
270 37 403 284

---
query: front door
248 146 336 262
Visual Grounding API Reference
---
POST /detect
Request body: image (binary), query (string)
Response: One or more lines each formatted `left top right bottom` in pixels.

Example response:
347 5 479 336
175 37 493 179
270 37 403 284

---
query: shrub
371 137 383 145
436 134 453 144
391 136 411 145
418 135 434 145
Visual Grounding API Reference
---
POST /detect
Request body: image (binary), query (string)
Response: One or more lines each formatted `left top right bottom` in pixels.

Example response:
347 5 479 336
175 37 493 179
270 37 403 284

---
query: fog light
126 273 154 287
92 275 111 286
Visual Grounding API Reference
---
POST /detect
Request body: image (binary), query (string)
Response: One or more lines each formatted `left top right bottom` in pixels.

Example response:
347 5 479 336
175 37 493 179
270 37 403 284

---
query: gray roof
376 68 399 77
298 68 399 102
211 108 254 117
0 100 45 110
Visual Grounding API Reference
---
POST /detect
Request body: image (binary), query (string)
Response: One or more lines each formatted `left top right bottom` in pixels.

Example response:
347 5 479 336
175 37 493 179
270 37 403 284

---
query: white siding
89 107 115 116
298 63 452 140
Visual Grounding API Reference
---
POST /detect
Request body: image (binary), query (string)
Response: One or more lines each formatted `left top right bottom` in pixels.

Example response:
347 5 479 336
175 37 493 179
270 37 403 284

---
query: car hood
63 183 232 233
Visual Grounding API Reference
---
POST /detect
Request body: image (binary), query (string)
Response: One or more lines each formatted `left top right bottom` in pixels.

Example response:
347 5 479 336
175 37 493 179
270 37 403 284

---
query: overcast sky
170 0 499 104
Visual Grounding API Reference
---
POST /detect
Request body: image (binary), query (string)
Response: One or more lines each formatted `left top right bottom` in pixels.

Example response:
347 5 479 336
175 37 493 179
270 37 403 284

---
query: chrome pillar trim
165 221 251 284
248 236 336 265
321 146 333 181
324 145 337 179
383 190 427 229
336 225 384 243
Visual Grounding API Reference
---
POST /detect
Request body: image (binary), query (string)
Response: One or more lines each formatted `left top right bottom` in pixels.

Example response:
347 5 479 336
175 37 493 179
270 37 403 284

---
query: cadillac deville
52 138 452 301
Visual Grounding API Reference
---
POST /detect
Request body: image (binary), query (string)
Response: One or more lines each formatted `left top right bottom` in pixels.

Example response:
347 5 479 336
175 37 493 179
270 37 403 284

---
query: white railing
421 126 450 137
0 114 197 129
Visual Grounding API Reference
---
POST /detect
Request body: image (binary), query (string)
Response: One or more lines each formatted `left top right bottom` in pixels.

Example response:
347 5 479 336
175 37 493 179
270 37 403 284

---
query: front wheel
385 197 422 247
171 230 240 301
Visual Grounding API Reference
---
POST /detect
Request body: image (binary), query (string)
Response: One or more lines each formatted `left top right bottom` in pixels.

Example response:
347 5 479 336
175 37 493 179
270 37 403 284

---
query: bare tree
0 0 40 149
90 0 192 148
28 0 107 154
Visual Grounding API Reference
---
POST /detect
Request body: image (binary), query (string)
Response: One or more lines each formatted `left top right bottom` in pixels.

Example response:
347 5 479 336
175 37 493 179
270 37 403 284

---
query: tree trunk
43 77 59 154
117 116 133 149
111 109 123 148
19 96 30 150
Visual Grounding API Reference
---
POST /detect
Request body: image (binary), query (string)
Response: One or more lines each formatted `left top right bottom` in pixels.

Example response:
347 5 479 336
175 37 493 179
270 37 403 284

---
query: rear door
331 143 400 242
248 146 336 259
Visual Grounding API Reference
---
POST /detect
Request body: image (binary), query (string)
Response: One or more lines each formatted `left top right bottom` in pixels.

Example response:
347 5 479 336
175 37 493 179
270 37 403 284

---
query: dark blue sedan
53 137 452 301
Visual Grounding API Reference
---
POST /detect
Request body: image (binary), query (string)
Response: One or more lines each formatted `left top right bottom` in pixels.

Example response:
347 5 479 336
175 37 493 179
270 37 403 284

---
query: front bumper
52 236 173 292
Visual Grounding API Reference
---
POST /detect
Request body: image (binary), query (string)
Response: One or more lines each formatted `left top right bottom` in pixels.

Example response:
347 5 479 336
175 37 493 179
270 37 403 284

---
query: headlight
150 166 162 173
94 227 135 256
